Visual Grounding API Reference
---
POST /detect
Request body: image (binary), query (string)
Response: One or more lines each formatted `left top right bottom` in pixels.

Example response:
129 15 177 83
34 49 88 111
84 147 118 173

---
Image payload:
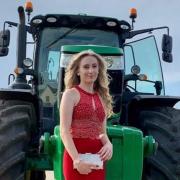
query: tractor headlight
131 65 140 75
23 58 33 68
46 17 57 23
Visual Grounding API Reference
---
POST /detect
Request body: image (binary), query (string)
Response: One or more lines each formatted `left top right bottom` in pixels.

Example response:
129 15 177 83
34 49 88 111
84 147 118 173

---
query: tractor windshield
124 36 165 95
37 27 119 105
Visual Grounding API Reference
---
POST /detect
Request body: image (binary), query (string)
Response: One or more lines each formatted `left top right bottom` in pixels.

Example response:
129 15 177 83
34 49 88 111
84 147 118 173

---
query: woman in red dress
60 50 113 180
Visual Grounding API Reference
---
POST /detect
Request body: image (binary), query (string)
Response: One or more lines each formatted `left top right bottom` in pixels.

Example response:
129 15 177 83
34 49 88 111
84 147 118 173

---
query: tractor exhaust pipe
17 6 26 68
11 6 31 89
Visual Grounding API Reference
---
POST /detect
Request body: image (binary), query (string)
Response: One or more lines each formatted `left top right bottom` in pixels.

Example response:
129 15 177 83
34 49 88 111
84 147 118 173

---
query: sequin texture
71 85 106 139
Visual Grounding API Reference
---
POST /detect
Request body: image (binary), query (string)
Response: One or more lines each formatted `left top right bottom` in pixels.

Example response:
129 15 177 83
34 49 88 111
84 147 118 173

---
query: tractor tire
138 106 180 180
0 99 35 180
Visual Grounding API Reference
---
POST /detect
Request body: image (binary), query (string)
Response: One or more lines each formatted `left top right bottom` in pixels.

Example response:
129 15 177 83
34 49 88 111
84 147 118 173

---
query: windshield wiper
46 23 81 49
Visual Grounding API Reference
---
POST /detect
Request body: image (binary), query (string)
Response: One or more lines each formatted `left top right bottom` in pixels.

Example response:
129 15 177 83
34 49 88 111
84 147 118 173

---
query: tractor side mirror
0 47 9 57
0 29 10 57
162 34 173 63
0 29 10 47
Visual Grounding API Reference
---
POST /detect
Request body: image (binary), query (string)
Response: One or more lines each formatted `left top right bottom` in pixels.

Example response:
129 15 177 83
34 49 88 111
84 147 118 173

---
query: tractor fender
129 94 180 108
0 88 39 117
127 94 180 125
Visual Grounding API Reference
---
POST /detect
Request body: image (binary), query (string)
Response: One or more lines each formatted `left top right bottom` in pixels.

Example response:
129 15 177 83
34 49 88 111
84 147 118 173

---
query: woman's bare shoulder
62 88 80 105
63 88 79 96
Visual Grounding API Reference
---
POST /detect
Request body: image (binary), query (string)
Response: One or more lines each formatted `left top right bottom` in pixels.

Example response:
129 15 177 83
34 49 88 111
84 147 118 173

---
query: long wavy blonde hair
64 50 113 116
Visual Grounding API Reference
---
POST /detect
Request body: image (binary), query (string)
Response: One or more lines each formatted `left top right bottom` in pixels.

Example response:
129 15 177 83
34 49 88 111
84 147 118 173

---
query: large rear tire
0 100 35 180
138 107 180 180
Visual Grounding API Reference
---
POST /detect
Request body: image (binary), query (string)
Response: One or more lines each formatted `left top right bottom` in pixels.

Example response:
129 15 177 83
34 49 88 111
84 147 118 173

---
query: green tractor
0 3 179 180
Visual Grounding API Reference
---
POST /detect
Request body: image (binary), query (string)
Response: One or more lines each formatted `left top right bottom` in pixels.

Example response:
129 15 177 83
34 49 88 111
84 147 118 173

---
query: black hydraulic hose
124 74 138 82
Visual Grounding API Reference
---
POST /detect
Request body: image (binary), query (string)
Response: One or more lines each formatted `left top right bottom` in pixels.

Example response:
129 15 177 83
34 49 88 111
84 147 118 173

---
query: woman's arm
60 89 98 174
98 119 113 161
99 119 111 145
60 89 79 161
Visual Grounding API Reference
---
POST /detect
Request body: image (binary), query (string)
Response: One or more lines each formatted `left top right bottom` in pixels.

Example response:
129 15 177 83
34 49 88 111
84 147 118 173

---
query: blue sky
0 0 180 104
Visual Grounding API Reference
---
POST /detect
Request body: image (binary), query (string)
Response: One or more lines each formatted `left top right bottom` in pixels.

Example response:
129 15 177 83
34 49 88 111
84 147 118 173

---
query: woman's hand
98 141 113 161
73 160 99 175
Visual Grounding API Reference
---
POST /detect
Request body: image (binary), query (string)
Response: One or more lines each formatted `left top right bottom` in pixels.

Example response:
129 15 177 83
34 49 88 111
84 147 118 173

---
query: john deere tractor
0 3 180 180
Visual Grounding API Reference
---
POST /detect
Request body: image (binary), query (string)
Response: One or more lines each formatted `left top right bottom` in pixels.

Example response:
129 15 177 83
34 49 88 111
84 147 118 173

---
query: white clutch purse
79 153 103 169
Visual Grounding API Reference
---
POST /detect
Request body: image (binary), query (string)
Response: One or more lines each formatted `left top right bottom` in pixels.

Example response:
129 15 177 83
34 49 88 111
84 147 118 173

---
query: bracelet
73 159 81 169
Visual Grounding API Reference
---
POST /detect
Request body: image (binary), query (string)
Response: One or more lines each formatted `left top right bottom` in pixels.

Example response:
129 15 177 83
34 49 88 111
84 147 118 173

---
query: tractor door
124 36 165 95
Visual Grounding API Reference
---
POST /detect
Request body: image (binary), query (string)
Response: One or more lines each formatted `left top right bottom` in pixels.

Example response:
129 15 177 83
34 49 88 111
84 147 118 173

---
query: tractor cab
30 14 129 133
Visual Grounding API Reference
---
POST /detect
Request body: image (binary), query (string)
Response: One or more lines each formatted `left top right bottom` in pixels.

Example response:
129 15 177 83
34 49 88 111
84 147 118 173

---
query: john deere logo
105 57 113 68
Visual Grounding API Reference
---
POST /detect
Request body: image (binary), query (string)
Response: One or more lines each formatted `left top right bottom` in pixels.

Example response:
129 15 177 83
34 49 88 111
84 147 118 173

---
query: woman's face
78 55 99 84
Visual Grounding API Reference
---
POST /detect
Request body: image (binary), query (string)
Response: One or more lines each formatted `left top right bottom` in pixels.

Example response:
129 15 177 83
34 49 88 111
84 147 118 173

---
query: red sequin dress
63 85 106 180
